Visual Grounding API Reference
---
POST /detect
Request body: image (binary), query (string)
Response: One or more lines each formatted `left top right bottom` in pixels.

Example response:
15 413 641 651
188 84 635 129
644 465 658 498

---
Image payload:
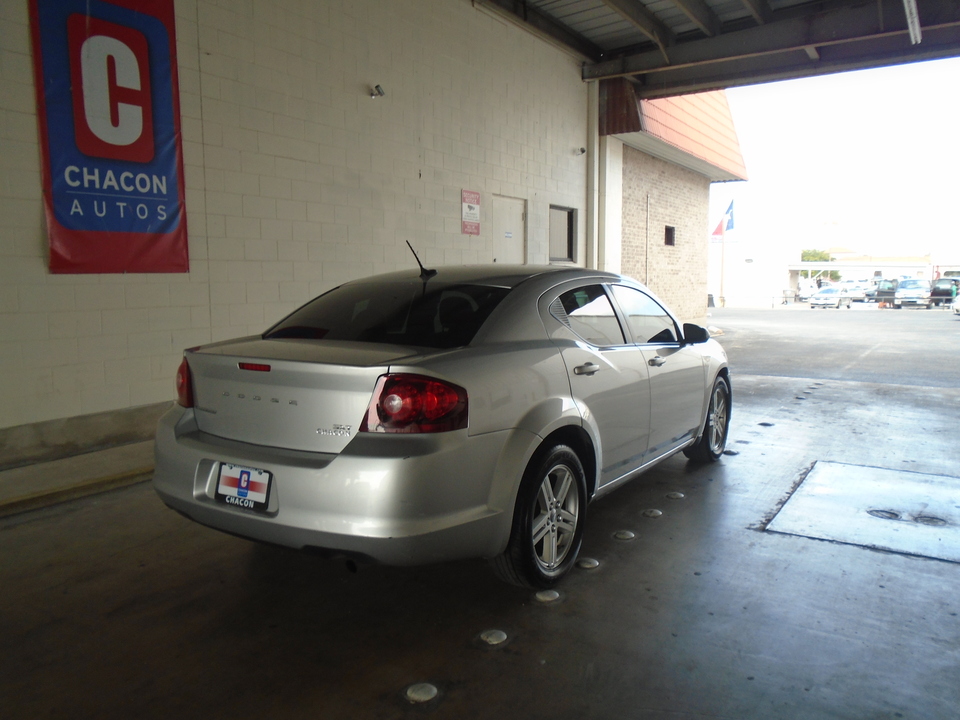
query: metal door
490 195 526 264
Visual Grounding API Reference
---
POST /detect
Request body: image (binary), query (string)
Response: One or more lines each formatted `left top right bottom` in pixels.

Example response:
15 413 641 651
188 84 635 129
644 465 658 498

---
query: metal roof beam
600 0 674 58
583 0 960 81
627 23 960 97
738 0 773 26
672 0 723 37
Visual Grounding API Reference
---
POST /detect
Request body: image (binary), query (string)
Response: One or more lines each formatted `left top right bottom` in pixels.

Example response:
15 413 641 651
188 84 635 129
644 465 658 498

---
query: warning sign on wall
461 190 480 236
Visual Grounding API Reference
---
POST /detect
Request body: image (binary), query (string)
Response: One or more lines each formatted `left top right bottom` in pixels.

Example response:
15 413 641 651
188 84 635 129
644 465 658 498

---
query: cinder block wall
0 0 589 431
620 146 710 323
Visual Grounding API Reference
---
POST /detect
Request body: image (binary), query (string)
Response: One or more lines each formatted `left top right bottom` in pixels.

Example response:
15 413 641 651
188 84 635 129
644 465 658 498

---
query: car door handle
648 356 666 367
574 363 600 376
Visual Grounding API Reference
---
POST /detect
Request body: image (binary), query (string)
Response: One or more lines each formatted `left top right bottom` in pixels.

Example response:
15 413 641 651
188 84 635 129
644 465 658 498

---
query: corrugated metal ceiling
477 0 960 97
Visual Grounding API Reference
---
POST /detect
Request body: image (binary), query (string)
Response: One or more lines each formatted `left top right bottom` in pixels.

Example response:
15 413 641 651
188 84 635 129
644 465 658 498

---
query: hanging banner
30 0 188 273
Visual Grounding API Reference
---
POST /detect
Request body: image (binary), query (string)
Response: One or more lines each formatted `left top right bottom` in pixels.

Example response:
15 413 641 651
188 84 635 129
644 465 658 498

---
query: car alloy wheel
493 444 586 588
531 460 580 573
706 379 730 456
684 375 731 463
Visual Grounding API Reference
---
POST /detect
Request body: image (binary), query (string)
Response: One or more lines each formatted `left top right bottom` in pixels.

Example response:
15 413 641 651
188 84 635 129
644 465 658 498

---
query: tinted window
264 281 510 349
610 285 677 344
553 285 625 346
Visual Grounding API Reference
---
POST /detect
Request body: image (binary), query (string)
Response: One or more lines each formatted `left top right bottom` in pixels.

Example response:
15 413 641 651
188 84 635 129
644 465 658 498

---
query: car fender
481 395 595 555
691 340 729 441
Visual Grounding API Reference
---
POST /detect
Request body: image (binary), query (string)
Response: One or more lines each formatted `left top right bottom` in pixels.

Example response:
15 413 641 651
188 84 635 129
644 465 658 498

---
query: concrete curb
0 467 154 519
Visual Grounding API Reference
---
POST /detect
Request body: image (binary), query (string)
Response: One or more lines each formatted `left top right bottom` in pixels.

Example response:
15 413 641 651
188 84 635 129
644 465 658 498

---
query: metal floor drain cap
666 492 685 500
535 590 561 603
405 683 438 703
868 509 901 520
480 629 508 645
914 515 948 527
614 530 636 540
577 557 600 569
642 509 663 518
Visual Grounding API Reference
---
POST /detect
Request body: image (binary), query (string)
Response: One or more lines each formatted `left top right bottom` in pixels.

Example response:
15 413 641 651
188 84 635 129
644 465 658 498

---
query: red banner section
30 0 188 273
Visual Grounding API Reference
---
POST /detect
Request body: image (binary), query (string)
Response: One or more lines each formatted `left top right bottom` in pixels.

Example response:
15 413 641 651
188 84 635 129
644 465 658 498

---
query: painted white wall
0 0 590 429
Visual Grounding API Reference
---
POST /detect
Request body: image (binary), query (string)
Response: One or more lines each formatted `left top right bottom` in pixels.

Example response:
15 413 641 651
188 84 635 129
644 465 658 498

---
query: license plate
216 463 272 512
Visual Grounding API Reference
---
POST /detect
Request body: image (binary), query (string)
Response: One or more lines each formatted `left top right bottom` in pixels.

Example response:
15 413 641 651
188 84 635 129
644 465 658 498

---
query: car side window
552 285 625 346
610 285 678 344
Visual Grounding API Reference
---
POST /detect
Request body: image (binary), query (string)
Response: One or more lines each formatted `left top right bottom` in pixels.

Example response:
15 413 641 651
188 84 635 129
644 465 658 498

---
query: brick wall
0 0 589 429
620 146 710 323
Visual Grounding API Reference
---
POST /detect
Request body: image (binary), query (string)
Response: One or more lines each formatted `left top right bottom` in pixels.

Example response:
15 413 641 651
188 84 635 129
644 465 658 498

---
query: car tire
683 375 731 463
492 444 587 588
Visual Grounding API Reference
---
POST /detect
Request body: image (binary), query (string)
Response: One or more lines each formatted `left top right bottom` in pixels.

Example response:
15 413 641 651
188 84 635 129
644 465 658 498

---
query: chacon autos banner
30 0 188 273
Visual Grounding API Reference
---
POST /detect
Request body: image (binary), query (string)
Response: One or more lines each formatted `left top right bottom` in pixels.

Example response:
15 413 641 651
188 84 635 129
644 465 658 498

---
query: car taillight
176 357 194 408
360 374 468 433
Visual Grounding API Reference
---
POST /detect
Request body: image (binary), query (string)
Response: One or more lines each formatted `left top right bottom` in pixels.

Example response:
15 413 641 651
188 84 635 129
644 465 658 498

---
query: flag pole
719 217 726 307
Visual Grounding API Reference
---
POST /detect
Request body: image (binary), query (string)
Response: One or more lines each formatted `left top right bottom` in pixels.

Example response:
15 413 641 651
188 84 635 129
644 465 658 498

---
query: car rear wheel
683 375 731 463
492 444 586 588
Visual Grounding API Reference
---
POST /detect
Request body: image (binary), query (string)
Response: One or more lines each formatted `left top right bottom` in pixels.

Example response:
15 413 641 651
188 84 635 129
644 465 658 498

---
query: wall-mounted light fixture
575 147 586 155
370 84 386 98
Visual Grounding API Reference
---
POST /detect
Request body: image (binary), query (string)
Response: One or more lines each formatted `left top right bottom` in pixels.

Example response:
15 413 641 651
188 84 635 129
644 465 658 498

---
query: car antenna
406 241 437 283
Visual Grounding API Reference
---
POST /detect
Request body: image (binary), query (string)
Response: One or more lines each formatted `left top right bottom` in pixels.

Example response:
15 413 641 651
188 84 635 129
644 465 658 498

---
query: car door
542 283 651 488
609 285 706 463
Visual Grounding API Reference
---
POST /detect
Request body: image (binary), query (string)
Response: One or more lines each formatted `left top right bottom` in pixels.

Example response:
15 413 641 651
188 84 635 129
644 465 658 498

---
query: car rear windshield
264 281 511 349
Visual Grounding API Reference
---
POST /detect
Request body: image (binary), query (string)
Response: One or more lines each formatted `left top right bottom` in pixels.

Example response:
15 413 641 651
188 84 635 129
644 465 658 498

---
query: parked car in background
865 278 897 303
837 280 869 302
810 286 852 309
931 278 960 306
894 279 932 308
153 265 730 588
953 294 960 316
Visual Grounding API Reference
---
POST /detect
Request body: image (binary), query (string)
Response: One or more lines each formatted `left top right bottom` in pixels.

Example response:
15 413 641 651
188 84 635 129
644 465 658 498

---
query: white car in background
893 279 932 308
809 286 852 309
837 280 868 302
953 294 960 316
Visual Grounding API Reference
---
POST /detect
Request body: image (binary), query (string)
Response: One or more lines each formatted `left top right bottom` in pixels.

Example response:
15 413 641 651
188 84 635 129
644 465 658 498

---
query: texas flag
711 201 734 242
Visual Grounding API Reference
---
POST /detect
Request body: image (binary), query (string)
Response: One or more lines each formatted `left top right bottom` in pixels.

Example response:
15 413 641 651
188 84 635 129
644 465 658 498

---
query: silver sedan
153 265 730 587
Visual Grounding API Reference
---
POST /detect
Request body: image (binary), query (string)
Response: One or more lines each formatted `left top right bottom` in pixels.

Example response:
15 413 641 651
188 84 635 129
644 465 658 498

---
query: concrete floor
2 306 959 719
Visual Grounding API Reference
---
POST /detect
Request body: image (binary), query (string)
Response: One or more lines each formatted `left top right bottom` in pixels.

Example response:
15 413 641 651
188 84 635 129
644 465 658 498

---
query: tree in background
800 249 841 282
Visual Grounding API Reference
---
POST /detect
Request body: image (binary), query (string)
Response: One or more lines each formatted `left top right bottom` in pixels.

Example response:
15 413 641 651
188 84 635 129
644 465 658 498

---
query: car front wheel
492 444 587 588
684 375 731 463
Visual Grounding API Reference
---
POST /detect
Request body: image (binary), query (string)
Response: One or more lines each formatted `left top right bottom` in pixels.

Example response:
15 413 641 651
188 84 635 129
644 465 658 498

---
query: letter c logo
68 14 154 162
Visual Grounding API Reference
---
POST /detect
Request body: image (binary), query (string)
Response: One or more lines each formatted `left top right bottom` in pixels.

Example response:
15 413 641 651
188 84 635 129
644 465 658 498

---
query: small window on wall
664 226 676 246
550 206 576 262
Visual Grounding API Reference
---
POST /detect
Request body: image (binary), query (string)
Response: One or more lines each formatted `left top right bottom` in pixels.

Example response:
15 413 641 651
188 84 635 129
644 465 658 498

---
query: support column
597 136 622 274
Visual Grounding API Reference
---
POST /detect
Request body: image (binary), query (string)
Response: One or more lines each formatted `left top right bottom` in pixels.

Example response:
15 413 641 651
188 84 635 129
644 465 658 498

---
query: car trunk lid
187 338 419 453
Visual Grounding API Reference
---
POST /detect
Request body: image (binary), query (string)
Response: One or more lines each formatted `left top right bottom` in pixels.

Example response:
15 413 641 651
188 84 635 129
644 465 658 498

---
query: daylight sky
708 56 960 264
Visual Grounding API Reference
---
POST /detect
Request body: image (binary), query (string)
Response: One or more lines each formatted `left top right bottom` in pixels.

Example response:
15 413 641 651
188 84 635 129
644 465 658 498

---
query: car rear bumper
153 406 522 565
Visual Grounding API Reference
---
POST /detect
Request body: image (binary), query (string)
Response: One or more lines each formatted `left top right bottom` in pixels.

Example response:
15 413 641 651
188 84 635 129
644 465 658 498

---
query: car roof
340 264 621 289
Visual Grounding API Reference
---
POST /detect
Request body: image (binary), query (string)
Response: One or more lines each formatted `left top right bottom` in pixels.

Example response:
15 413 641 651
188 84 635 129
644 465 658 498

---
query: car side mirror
682 323 709 345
